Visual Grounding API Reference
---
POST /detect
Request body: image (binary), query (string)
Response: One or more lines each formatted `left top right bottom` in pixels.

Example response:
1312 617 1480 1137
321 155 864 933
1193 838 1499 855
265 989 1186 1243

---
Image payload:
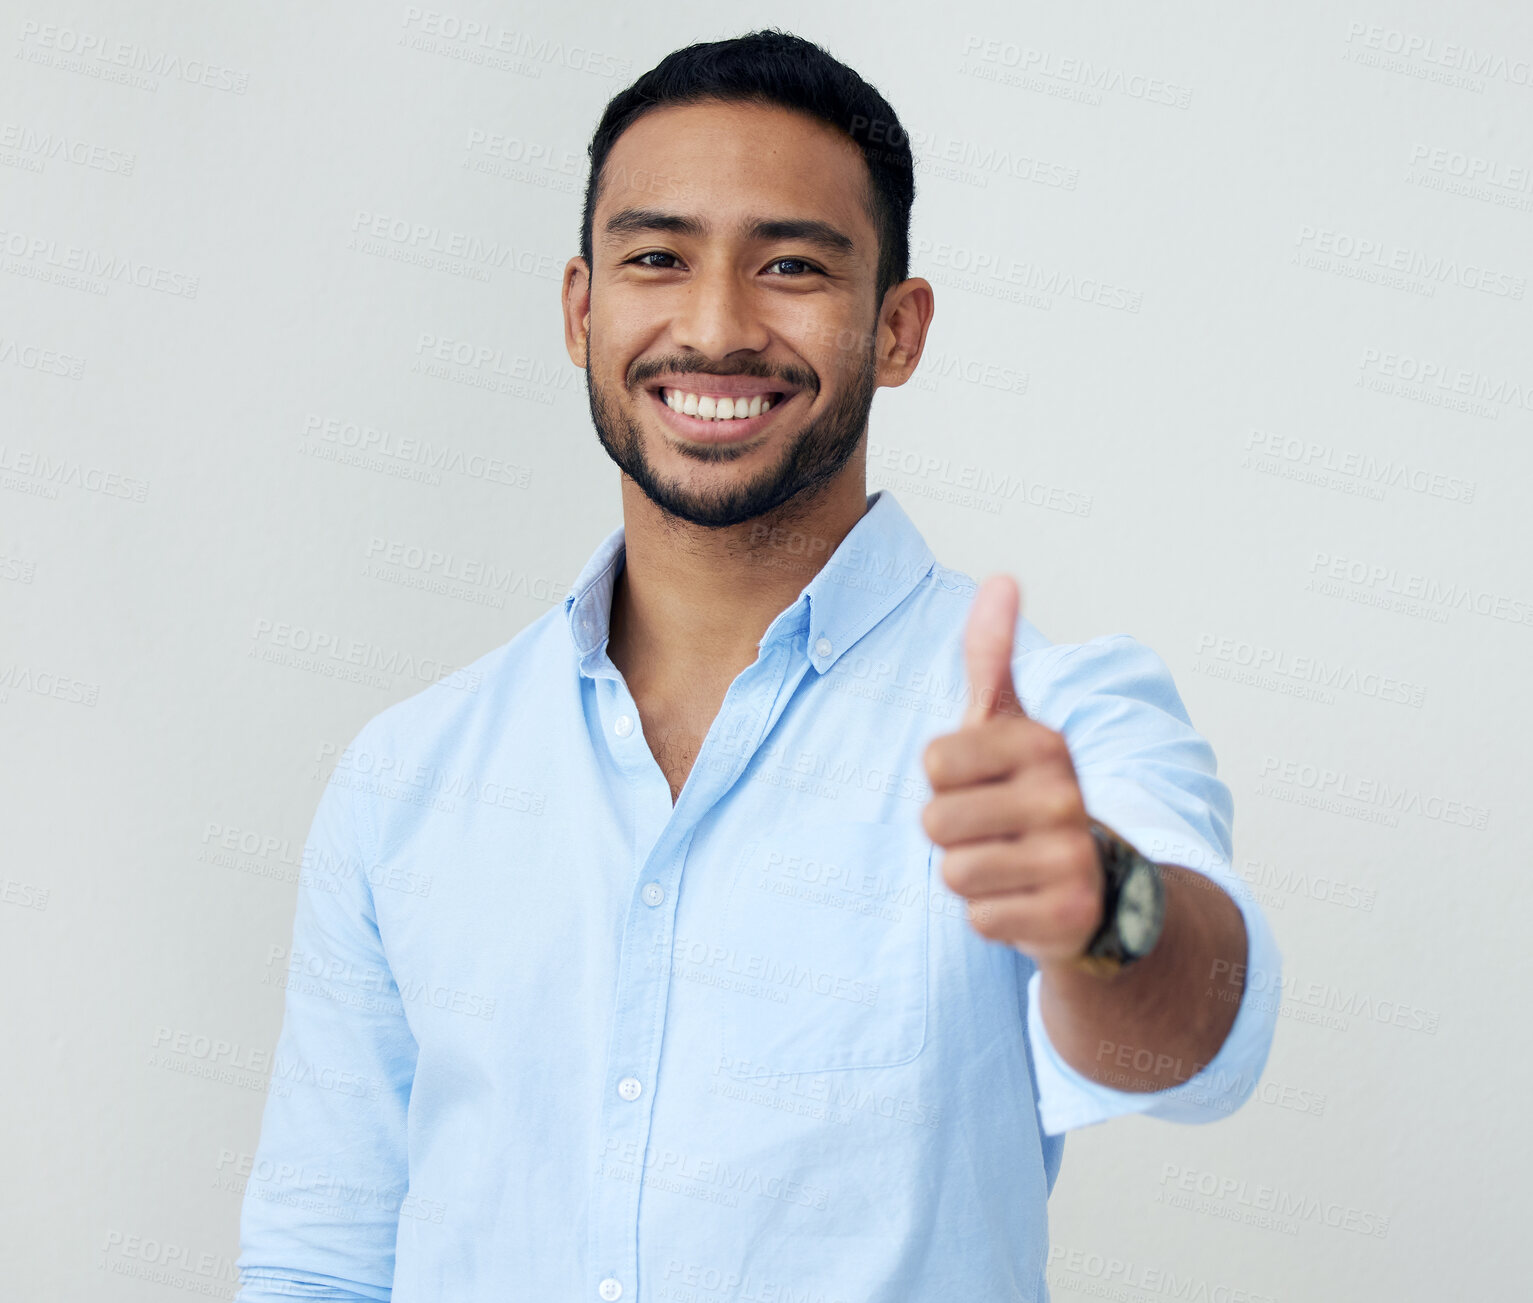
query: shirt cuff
1025 831 1282 1135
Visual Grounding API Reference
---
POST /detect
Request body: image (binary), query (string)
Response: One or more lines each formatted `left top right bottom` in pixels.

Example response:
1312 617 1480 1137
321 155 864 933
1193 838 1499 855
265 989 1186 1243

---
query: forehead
597 100 875 246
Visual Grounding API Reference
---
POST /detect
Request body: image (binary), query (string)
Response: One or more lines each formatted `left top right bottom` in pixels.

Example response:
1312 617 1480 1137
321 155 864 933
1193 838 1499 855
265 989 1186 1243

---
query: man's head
562 29 933 529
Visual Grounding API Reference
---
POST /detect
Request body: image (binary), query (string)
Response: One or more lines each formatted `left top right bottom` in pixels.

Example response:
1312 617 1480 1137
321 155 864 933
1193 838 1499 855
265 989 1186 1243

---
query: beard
586 332 878 530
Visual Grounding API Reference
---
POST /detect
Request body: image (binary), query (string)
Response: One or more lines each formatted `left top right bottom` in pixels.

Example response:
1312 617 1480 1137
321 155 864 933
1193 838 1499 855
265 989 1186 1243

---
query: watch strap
1075 818 1162 975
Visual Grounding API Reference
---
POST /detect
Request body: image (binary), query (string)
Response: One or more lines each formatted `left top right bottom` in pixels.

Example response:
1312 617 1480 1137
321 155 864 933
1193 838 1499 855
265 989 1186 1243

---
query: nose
668 261 772 360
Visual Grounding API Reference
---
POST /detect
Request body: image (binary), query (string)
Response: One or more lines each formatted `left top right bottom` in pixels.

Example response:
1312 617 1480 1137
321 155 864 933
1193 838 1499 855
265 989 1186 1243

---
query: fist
921 575 1104 967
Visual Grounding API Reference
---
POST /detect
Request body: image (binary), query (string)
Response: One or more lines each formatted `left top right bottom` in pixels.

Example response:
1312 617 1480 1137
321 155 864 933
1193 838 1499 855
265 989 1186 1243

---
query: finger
923 774 1088 846
966 883 1103 957
923 782 1025 844
923 716 1074 792
938 827 1087 898
962 574 1027 728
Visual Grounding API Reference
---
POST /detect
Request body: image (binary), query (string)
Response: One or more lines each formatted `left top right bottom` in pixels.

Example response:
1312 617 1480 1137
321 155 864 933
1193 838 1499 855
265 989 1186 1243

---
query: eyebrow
601 207 856 259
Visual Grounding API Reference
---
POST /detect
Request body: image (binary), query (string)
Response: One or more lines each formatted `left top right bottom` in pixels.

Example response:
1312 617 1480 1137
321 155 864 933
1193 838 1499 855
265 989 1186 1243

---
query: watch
1074 819 1167 976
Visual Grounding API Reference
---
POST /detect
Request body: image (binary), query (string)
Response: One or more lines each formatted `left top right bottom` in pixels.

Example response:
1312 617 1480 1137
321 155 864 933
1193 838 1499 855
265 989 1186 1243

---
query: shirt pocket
714 818 932 1080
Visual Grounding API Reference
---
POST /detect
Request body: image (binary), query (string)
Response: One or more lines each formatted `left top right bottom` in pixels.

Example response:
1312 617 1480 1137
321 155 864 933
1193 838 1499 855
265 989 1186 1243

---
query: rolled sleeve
235 723 419 1301
1018 635 1283 1135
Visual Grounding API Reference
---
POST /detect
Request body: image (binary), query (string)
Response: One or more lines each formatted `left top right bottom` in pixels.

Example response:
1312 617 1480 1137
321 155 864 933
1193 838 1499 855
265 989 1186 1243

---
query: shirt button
599 1279 623 1300
642 882 665 907
614 714 634 738
617 1076 643 1101
814 636 833 658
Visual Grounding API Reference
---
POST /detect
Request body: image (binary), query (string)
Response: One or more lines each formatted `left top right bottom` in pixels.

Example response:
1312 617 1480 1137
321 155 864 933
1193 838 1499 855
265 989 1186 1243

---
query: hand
920 575 1105 969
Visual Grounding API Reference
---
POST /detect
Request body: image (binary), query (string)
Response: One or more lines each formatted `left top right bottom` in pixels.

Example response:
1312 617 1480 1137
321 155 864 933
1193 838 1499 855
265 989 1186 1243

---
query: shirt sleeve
1017 634 1282 1136
235 723 419 1302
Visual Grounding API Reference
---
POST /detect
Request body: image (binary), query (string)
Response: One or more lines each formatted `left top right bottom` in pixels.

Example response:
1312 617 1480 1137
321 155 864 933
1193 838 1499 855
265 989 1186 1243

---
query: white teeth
662 387 776 421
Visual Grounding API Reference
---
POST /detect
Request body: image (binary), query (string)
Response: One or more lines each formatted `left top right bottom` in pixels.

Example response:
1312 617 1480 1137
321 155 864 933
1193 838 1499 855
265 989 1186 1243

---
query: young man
236 29 1279 1303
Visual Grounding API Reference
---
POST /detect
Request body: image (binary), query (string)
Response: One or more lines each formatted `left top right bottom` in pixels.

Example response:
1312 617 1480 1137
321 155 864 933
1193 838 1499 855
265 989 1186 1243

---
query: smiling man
236 28 1280 1303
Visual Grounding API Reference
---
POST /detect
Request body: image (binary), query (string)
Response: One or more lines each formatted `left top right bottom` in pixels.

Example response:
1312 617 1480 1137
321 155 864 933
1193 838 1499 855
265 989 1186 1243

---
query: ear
875 276 936 391
562 256 592 369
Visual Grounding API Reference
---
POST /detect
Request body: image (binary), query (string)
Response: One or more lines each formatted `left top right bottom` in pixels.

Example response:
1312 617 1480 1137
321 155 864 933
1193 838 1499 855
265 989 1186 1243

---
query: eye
767 257 823 276
625 251 682 269
622 252 824 277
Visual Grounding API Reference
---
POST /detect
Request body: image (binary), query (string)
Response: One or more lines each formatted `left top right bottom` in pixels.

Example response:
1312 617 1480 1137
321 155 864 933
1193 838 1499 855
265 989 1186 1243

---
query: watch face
1116 861 1161 955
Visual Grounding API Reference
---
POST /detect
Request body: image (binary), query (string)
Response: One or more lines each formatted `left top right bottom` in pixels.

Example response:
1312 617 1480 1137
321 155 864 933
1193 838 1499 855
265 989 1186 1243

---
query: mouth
644 382 800 444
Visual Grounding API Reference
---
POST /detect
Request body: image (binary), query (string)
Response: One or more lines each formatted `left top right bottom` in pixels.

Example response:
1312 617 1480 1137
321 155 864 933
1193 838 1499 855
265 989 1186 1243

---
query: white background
2 2 1528 1298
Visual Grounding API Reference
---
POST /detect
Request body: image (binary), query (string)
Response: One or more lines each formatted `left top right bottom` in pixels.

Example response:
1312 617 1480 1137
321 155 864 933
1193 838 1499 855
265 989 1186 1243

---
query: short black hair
579 29 916 310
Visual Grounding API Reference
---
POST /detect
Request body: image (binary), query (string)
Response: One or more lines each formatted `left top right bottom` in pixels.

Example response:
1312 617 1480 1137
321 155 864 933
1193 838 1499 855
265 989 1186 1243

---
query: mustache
630 360 818 393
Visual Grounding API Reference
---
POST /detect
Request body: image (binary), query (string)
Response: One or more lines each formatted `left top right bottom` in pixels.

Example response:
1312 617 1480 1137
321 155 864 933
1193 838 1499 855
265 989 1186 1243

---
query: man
236 29 1279 1303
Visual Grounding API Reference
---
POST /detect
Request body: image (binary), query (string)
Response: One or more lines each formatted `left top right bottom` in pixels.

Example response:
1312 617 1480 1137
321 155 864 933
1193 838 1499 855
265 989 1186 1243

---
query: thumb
962 574 1026 728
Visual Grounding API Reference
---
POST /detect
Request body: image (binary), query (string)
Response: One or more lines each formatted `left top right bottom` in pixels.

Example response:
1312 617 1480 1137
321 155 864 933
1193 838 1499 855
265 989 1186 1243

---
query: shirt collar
562 489 936 677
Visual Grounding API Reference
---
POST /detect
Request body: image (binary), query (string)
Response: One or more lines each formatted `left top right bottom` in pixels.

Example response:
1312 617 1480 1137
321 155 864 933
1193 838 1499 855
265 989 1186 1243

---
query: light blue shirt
235 489 1280 1303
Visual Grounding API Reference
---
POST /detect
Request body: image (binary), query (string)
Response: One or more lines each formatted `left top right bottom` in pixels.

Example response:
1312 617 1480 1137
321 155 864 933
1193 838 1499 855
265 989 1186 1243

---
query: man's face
571 100 887 529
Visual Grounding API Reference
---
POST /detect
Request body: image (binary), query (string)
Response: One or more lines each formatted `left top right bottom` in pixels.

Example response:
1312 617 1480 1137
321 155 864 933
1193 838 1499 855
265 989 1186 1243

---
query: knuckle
968 901 1001 938
940 850 973 894
1059 886 1099 935
1069 827 1098 868
1048 782 1084 824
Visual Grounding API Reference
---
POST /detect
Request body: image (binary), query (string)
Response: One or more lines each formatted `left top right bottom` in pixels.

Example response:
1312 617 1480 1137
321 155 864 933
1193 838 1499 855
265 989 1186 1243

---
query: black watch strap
1075 819 1161 975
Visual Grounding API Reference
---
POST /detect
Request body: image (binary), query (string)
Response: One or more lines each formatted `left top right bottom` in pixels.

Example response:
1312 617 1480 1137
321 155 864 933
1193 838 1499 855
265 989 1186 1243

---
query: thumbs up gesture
921 575 1105 967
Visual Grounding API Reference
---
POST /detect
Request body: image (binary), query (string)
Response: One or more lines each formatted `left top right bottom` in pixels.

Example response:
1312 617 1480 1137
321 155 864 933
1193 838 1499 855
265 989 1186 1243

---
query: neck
607 455 871 694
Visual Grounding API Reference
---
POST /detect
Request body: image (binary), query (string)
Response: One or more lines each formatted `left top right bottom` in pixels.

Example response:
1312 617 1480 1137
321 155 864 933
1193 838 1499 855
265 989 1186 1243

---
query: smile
647 385 798 443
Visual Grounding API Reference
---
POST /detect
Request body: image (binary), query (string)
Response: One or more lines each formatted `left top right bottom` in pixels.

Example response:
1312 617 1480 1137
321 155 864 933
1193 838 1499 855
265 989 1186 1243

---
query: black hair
579 28 916 310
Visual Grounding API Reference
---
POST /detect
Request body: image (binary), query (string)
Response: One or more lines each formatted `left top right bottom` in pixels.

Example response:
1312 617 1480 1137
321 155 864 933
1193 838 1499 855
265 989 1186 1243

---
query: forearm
1034 862 1249 1092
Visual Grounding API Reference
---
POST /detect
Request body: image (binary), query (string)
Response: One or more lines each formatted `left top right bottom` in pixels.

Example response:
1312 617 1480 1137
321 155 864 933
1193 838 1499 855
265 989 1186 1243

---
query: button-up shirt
235 489 1281 1303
